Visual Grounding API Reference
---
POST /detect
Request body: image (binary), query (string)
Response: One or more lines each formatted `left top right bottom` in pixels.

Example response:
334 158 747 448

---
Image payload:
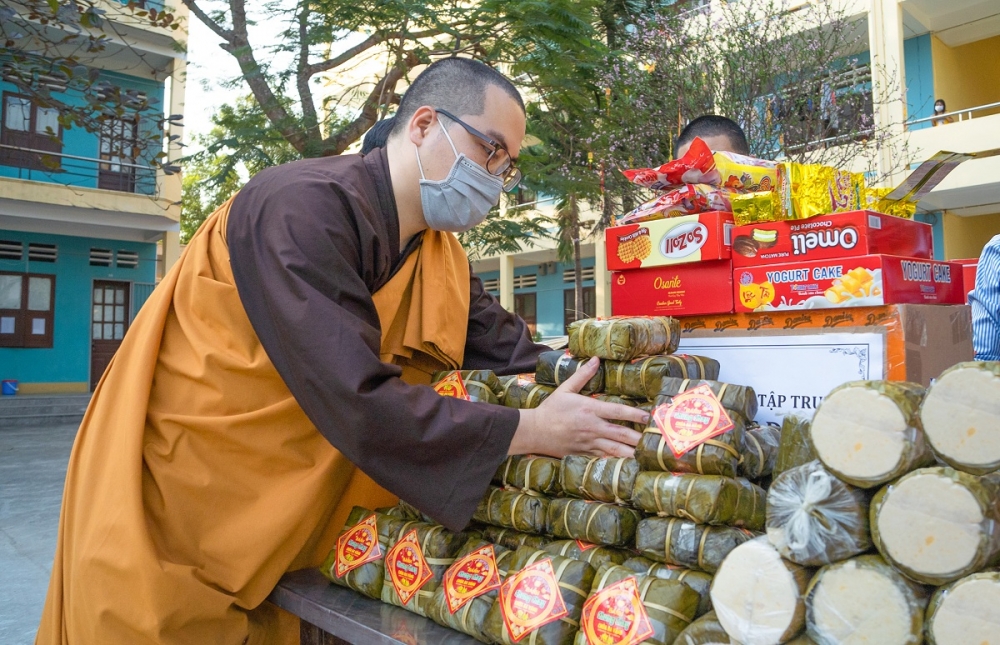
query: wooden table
268 569 481 645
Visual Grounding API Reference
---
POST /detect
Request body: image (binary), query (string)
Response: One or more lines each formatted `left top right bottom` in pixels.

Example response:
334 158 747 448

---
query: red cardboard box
730 210 933 267
611 260 734 317
733 255 965 312
605 211 733 271
955 258 978 297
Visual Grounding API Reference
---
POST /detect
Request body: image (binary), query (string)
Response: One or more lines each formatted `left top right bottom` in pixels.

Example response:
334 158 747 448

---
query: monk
37 58 647 644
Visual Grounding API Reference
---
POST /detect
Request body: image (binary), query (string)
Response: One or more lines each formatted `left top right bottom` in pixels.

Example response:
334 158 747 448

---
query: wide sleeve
462 271 549 375
971 236 1000 361
226 174 520 531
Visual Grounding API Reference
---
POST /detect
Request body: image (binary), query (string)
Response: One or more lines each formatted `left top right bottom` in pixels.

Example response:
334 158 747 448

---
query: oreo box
605 211 733 271
611 260 734 317
730 210 933 267
733 255 965 312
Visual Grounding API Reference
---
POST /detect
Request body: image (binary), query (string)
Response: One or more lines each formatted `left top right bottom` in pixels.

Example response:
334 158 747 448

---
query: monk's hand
510 357 648 458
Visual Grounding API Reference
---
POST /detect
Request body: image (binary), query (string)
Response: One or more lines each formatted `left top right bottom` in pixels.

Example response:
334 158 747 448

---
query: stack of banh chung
706 362 1000 645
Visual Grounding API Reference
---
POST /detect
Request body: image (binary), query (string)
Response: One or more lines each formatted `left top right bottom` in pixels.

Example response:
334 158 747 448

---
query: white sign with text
677 332 886 425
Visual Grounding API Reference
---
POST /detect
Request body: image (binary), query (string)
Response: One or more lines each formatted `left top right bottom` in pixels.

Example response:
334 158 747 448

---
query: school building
0 2 187 393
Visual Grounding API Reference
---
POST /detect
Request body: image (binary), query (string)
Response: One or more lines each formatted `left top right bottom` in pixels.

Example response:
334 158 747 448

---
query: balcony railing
0 144 159 196
906 101 1000 129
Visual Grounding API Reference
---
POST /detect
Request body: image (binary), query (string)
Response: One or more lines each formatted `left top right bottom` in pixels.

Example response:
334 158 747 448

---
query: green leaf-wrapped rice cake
740 422 780 480
547 498 642 547
495 455 562 496
654 378 758 421
871 467 1000 585
673 611 730 645
560 455 639 505
535 350 604 395
480 525 553 551
774 414 815 478
622 557 713 617
320 507 408 599
542 540 631 570
473 486 550 535
631 472 766 531
381 521 470 617
766 460 871 567
811 380 934 488
920 361 1000 475
427 538 515 642
573 564 700 645
805 554 927 645
604 354 721 400
482 547 596 645
431 370 503 403
568 316 681 361
635 408 747 478
635 517 758 573
925 570 1000 645
710 537 812 645
500 377 555 410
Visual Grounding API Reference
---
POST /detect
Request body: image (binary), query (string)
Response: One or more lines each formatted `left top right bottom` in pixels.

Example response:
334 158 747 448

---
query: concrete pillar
869 0 908 186
499 254 515 312
594 230 612 318
161 230 181 278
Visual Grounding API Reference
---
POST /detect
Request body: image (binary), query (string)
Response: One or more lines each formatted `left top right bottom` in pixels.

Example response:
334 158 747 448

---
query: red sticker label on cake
333 514 382 578
499 558 569 642
443 544 501 614
385 529 433 605
576 540 599 552
653 384 734 457
433 371 471 400
580 577 655 645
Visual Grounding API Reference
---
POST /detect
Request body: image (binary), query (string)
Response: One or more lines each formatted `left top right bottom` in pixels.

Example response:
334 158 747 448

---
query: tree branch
303 28 445 76
319 50 420 156
296 2 321 146
180 0 234 43
223 0 307 152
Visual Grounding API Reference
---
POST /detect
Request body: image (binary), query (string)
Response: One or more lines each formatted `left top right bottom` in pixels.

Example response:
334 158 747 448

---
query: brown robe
36 148 544 643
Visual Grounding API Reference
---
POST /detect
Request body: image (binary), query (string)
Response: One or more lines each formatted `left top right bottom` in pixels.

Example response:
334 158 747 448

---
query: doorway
90 280 130 390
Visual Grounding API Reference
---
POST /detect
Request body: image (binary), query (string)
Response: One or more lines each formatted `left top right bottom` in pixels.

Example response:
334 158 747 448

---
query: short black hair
390 58 524 138
676 114 750 156
362 117 395 154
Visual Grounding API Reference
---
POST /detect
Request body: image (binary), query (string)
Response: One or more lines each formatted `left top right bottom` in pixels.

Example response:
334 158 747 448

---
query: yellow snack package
776 162 865 221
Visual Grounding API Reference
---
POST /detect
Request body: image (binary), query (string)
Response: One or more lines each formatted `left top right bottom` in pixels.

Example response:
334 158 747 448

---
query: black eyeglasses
435 108 522 192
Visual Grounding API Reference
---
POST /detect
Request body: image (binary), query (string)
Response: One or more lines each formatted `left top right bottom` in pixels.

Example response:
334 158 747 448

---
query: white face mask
415 121 504 233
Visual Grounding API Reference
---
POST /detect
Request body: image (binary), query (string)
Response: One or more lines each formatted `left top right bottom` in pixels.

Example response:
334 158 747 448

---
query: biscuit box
611 260 734 317
730 210 933 267
733 255 965 312
605 211 733 271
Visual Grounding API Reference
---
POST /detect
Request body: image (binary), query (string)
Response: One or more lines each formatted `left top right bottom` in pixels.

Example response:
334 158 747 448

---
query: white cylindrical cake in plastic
871 467 1000 585
811 380 934 489
766 460 871 566
710 536 812 645
920 361 1000 475
926 570 1000 645
805 554 927 645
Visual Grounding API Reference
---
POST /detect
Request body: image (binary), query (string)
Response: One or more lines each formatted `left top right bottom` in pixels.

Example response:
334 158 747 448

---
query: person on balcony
36 58 647 644
932 99 955 126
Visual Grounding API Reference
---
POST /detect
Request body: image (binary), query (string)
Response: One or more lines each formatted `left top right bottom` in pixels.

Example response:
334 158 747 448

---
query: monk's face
419 84 526 183
676 133 740 158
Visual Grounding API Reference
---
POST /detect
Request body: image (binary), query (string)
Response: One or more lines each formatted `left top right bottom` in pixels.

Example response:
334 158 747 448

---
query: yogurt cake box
733 254 965 312
730 210 933 267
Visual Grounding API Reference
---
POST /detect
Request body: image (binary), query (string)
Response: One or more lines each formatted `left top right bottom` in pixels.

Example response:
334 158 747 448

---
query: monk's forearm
509 409 540 455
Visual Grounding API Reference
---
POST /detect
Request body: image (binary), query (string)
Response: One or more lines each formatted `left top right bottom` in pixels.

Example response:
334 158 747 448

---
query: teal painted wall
0 67 164 194
478 257 597 338
904 34 935 129
0 230 156 384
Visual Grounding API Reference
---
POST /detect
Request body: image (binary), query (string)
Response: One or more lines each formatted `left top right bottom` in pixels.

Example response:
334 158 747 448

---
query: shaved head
390 58 524 140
